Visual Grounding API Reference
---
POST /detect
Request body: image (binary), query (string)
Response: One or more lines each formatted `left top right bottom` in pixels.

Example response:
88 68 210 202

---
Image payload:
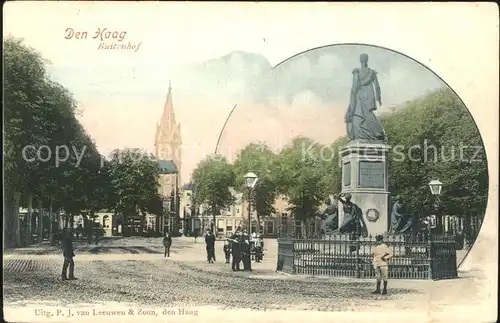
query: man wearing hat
229 231 242 271
372 235 392 294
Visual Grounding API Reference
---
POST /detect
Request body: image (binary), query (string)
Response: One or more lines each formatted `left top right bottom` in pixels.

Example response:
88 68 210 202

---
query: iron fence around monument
277 233 458 280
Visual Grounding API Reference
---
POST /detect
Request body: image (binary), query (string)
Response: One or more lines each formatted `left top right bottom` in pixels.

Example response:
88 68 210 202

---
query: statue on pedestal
389 195 413 234
345 53 387 142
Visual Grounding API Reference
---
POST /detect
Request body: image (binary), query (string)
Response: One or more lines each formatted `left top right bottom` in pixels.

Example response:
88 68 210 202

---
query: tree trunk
26 193 33 244
48 197 53 239
212 205 216 235
38 197 44 243
256 213 261 235
301 219 307 238
70 213 75 233
57 210 62 230
13 192 21 247
85 213 91 244
141 211 145 236
3 191 14 248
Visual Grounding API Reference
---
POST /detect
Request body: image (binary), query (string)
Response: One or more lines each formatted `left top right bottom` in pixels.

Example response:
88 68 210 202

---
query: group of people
225 228 264 272
202 227 264 272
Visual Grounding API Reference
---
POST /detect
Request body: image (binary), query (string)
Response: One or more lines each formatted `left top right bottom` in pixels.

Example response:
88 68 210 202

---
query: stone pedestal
338 140 391 237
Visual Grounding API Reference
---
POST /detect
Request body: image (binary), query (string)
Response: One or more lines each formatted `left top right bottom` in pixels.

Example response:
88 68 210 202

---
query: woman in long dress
345 53 387 142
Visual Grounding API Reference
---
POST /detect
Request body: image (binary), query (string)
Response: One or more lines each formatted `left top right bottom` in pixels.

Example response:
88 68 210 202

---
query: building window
266 221 274 234
226 219 233 233
217 219 224 233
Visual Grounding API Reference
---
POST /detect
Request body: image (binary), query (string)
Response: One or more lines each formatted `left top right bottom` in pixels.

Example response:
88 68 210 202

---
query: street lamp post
428 179 443 235
244 172 259 234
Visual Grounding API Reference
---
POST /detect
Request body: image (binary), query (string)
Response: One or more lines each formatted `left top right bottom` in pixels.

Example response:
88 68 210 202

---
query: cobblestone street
3 237 493 322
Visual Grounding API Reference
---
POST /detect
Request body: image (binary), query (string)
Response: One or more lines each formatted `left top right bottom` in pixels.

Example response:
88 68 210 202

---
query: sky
2 2 465 184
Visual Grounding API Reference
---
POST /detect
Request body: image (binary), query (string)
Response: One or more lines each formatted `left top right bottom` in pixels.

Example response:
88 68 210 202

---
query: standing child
223 239 231 264
254 236 263 263
371 235 393 295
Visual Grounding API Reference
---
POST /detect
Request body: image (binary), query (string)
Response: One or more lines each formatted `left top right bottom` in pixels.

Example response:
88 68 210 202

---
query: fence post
355 240 360 278
427 232 433 280
292 236 296 274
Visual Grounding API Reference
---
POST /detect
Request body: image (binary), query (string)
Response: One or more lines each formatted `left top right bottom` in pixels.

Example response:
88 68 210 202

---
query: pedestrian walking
371 235 392 295
193 230 199 243
205 230 216 263
61 229 76 281
163 232 172 258
223 239 231 264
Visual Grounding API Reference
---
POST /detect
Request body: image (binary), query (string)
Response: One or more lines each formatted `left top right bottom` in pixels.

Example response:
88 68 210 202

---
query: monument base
338 140 391 237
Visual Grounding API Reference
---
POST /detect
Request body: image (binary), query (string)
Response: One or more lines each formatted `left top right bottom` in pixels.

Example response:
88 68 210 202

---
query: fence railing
277 233 458 280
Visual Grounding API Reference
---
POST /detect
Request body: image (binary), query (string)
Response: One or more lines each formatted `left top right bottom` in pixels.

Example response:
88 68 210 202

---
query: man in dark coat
61 229 76 280
230 231 242 271
205 230 216 263
163 232 172 258
241 234 252 271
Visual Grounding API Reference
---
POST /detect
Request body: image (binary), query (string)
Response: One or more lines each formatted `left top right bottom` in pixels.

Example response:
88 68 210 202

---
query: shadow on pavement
85 246 163 254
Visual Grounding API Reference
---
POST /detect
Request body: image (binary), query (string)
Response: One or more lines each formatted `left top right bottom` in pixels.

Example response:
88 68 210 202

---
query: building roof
158 160 178 174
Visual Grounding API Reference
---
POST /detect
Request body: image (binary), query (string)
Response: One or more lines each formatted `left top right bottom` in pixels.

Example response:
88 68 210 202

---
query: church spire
161 80 176 126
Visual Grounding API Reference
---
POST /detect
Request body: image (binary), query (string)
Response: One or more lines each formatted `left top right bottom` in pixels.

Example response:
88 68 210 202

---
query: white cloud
290 90 323 108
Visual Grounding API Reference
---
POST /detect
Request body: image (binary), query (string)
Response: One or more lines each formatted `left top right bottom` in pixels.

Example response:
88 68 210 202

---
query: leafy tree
275 137 331 236
323 136 349 195
4 38 99 245
109 149 162 236
4 37 52 246
381 88 488 228
232 143 278 233
192 155 235 233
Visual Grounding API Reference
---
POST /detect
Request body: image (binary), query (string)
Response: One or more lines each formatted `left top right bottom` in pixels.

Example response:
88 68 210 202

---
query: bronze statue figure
345 53 387 142
315 198 339 234
389 195 413 234
335 193 368 237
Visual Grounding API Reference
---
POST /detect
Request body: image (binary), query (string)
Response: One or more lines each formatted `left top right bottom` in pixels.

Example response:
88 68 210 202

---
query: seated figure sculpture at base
389 195 414 234
315 198 339 234
335 193 368 237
